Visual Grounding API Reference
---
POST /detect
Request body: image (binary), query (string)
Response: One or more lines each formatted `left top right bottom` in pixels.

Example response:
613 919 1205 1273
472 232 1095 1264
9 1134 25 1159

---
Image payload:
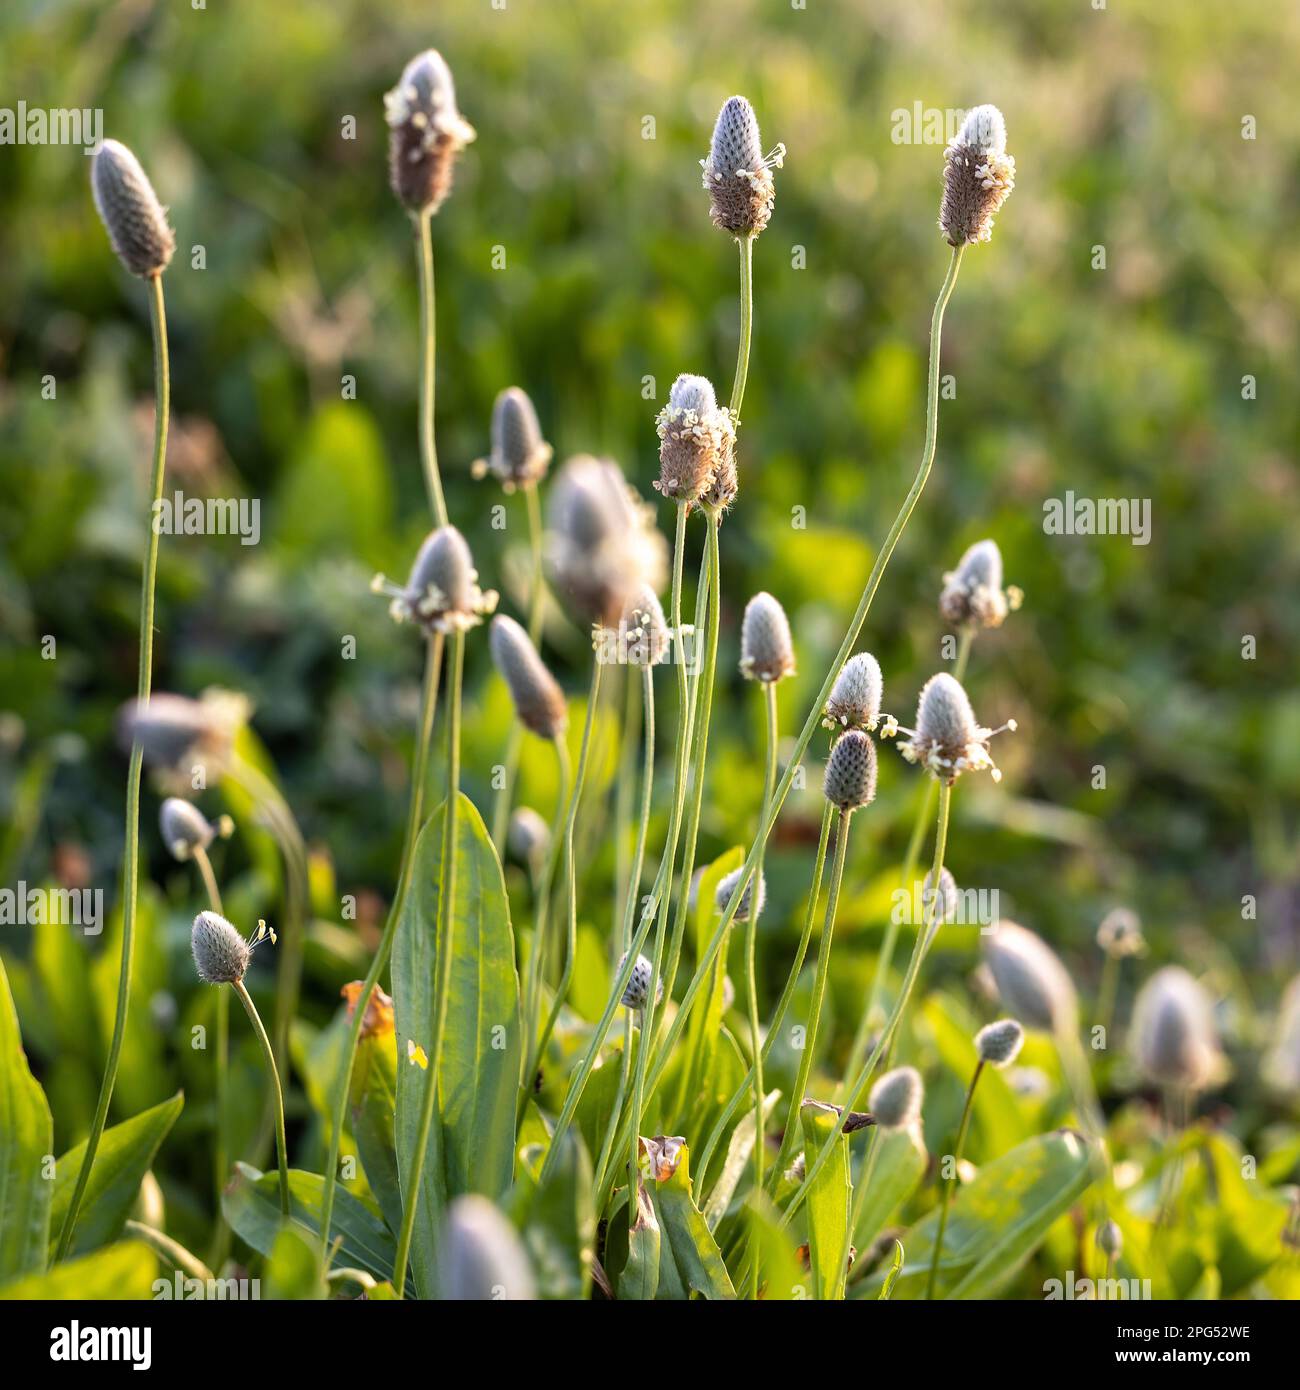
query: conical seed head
409 525 475 614
869 1066 923 1129
507 806 550 866
1096 1220 1123 1259
983 920 1078 1034
91 140 175 278
438 1194 536 1300
488 386 551 489
117 691 241 775
824 652 883 731
385 49 476 214
955 538 1003 591
940 538 1012 628
715 866 766 923
916 673 978 748
191 910 250 985
489 615 567 740
940 103 1015 247
618 951 661 1009
1132 966 1221 1091
1097 906 1144 958
668 373 718 416
975 1017 1025 1067
740 592 795 683
709 96 764 176
823 730 878 811
160 798 213 860
621 583 670 667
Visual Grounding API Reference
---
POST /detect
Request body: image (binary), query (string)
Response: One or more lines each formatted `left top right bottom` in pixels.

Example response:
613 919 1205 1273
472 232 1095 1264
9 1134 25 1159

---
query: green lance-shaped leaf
513 1131 595 1300
222 1163 403 1292
875 1128 1096 1300
0 1240 158 1300
621 1176 662 1301
350 1027 402 1239
0 958 53 1282
703 1088 781 1232
48 1091 183 1260
393 794 522 1297
799 1103 853 1300
645 1140 736 1300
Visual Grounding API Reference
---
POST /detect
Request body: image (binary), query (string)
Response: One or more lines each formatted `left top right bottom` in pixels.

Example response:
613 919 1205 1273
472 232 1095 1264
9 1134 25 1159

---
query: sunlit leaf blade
648 1142 735 1300
703 1088 780 1232
0 1241 157 1300
49 1091 183 1260
0 958 53 1282
852 1125 927 1251
514 1131 595 1300
799 1103 852 1300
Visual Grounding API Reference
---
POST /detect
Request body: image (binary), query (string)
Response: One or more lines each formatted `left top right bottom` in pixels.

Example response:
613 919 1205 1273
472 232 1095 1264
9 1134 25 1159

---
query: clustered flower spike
118 689 250 790
160 798 232 862
975 1018 1025 1068
892 672 1015 783
91 139 175 278
740 592 795 683
1097 907 1145 959
701 95 786 238
438 1194 536 1301
1131 966 1223 1092
983 920 1078 1035
371 525 497 635
715 866 766 923
191 910 276 986
619 583 671 668
489 615 568 741
939 539 1022 630
384 49 477 215
939 104 1016 247
823 652 884 732
618 951 663 1011
473 387 553 492
823 730 878 812
546 455 669 627
653 374 736 506
507 806 550 868
1096 1220 1123 1260
868 1066 924 1130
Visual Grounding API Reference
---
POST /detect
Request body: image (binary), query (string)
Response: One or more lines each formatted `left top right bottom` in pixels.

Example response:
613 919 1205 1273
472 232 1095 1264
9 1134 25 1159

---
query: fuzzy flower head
939 539 1022 630
983 920 1078 1035
869 1066 924 1131
118 689 250 792
618 583 671 668
823 730 878 812
438 1195 536 1301
489 615 568 741
892 673 1015 783
472 387 552 493
654 374 736 506
701 95 785 238
1097 1220 1123 1260
618 951 663 1011
823 652 884 732
546 455 669 627
507 806 550 870
1097 907 1145 960
1131 966 1223 1092
740 592 795 683
384 50 477 215
939 104 1015 247
371 525 497 635
191 911 276 986
715 866 766 923
91 140 175 278
159 798 232 862
975 1018 1025 1068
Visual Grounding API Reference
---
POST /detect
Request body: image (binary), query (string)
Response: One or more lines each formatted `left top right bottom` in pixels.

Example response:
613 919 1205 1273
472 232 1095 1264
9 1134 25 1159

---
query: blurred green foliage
0 0 1298 1230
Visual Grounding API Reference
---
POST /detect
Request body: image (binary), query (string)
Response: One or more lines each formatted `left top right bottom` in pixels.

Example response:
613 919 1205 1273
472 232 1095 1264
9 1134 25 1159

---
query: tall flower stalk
58 143 174 1260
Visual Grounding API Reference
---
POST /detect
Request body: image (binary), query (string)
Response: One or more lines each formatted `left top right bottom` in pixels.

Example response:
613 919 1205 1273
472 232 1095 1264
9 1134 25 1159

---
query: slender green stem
593 668 657 1192
318 633 442 1263
696 800 833 1195
124 1221 215 1284
394 629 464 1298
232 978 289 1216
520 736 572 1102
786 783 953 1228
490 484 547 851
415 207 447 527
192 846 230 1266
535 658 605 1064
602 247 967 1176
730 235 754 419
612 670 640 937
771 808 853 1188
56 273 170 1261
927 1059 983 1299
1096 951 1120 1043
744 679 780 1258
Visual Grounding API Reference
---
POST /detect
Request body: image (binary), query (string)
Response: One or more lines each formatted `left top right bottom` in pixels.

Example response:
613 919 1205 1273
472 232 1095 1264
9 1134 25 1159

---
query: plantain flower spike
702 95 785 239
939 104 1015 247
385 49 476 215
91 139 175 278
